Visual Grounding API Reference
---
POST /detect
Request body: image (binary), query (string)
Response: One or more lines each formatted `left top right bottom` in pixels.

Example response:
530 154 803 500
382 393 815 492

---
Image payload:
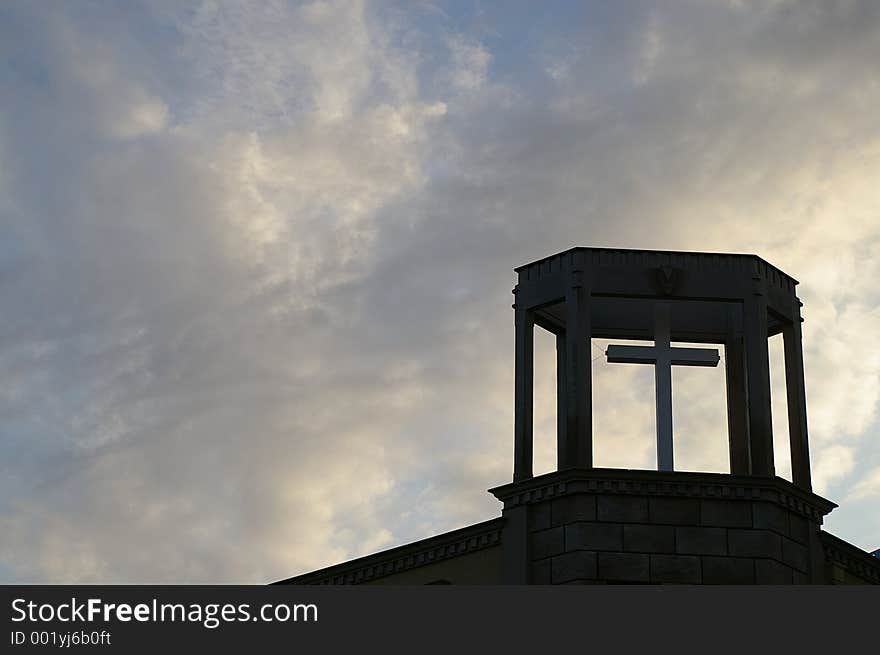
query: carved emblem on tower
656 265 679 295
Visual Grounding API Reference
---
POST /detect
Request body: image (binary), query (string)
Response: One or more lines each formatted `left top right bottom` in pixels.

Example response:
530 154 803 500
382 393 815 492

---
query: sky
1 0 879 583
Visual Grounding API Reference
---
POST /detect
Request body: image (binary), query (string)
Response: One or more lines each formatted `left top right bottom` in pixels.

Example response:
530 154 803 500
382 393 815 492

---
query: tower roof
514 246 799 287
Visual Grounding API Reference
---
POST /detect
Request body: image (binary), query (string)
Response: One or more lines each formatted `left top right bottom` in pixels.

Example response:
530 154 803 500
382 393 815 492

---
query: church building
277 247 880 585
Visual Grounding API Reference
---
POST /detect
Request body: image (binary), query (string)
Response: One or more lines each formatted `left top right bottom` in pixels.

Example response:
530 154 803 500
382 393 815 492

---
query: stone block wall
491 469 835 584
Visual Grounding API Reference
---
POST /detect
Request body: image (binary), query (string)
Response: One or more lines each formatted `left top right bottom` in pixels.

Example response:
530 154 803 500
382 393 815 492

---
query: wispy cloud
1 0 878 582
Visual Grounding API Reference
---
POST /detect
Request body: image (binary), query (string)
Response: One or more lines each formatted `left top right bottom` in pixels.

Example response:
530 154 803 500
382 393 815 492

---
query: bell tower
282 245 879 586
491 247 837 584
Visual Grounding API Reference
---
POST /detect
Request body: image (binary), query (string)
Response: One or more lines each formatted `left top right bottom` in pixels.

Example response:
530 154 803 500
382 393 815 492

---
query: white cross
605 302 720 471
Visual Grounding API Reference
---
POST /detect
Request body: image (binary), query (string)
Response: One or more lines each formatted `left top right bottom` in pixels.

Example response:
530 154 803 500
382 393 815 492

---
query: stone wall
491 468 836 584
821 531 880 585
527 493 816 583
364 546 502 585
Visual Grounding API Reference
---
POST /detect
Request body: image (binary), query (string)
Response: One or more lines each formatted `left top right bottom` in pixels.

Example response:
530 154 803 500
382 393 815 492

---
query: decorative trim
275 518 503 586
489 469 836 523
821 531 880 584
515 247 798 294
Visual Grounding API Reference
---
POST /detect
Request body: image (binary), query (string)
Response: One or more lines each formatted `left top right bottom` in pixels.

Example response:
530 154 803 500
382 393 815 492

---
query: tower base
490 468 839 584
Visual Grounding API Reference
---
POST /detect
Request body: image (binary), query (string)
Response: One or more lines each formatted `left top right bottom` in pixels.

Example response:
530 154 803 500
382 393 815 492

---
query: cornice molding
276 518 503 586
515 247 798 292
821 531 880 584
489 468 837 523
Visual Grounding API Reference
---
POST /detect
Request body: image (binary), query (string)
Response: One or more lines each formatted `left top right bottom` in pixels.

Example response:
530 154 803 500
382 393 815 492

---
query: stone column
744 274 774 477
784 299 812 491
556 332 569 470
725 304 750 474
564 261 592 469
514 298 534 482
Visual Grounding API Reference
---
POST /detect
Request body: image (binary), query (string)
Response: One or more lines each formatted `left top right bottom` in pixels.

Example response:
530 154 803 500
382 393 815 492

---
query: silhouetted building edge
274 518 503 585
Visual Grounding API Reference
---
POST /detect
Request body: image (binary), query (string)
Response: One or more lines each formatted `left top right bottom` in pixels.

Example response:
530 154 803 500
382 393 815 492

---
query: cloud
847 467 880 502
1 0 879 582
812 445 856 496
447 35 491 92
